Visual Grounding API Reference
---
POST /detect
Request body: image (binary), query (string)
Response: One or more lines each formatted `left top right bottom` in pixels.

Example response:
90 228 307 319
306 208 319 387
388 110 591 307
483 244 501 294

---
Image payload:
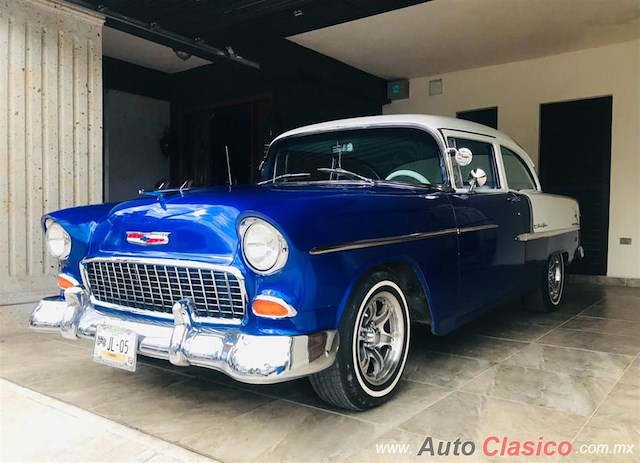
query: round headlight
45 220 71 260
239 217 288 274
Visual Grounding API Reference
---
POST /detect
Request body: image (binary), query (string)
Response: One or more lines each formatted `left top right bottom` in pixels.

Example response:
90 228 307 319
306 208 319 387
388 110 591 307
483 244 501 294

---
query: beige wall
385 40 640 279
0 0 104 303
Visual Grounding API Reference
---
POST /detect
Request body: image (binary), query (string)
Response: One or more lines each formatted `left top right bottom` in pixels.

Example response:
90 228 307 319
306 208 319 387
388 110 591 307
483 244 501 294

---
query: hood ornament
126 231 171 245
139 180 193 210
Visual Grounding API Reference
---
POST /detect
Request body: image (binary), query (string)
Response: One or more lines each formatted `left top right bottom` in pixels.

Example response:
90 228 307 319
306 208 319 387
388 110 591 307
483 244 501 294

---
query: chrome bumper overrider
29 287 339 384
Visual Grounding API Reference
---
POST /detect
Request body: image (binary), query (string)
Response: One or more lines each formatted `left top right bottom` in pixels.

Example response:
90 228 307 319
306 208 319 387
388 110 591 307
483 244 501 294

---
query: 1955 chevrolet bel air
30 115 583 410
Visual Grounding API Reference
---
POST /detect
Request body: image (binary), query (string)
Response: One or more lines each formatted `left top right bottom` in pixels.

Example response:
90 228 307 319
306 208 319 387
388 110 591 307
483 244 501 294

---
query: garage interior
1 0 639 461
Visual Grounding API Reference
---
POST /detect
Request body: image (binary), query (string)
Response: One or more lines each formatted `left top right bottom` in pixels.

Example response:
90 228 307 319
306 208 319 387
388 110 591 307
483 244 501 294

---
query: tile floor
0 379 216 463
1 284 638 462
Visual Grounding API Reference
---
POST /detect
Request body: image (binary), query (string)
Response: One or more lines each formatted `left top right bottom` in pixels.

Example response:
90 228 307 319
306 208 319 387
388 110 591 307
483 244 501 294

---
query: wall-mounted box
387 79 409 100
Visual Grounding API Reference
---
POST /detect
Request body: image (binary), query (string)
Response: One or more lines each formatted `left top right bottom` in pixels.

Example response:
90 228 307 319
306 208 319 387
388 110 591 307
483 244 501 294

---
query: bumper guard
29 287 338 384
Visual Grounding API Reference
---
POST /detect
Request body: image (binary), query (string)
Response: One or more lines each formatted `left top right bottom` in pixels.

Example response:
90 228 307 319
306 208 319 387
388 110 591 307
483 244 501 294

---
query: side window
448 138 500 189
501 146 537 190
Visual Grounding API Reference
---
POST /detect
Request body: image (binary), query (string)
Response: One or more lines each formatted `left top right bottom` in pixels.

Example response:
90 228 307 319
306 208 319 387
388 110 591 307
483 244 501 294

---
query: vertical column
0 0 104 303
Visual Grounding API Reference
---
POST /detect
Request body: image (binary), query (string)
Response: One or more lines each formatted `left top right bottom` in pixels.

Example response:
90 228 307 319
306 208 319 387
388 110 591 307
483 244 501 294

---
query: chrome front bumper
29 287 339 384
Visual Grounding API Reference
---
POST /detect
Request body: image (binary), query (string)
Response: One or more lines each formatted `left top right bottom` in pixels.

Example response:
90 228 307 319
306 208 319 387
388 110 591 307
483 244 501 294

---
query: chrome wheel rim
548 255 563 304
356 290 405 386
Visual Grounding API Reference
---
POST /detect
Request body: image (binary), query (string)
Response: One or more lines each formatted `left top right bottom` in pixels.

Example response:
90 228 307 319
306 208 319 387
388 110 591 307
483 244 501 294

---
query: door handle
506 193 521 203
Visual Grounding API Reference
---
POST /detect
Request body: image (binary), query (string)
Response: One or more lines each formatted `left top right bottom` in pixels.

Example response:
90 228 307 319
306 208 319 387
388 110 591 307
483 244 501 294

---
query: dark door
451 193 528 311
177 97 273 186
457 107 498 129
539 96 612 275
210 104 253 186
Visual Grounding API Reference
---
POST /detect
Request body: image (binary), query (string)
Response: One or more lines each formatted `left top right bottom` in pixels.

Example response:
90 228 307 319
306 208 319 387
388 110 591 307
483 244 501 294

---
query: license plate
93 325 138 372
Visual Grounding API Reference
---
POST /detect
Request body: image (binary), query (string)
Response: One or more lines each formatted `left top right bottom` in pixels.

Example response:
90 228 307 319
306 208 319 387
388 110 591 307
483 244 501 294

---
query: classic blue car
30 115 582 410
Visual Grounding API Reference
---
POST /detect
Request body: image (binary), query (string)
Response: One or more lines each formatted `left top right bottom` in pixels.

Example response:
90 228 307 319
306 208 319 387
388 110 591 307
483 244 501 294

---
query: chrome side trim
309 224 499 255
516 226 580 242
310 229 457 255
458 224 500 234
79 256 247 325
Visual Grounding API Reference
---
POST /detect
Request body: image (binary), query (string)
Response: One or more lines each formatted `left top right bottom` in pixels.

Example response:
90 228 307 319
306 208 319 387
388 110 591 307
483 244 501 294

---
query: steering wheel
385 170 430 184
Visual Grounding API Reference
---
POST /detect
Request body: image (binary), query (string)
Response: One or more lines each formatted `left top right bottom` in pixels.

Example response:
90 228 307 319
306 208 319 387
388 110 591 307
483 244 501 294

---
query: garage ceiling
102 27 212 73
88 0 429 43
75 0 431 69
289 0 640 79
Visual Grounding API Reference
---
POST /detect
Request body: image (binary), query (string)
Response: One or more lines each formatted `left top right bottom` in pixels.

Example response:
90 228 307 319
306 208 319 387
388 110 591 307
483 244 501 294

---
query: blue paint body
45 182 578 338
43 118 581 340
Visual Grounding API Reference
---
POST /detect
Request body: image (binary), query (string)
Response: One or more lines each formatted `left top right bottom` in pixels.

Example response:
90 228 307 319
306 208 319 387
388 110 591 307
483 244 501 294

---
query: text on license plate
93 325 138 372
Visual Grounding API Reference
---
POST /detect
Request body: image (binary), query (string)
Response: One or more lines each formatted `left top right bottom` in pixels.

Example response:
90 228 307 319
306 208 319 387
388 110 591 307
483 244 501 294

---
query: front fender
44 202 121 281
251 239 453 336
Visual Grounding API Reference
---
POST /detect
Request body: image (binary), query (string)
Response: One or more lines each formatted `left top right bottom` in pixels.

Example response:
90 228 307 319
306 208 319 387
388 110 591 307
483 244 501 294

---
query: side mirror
455 148 473 167
467 168 487 193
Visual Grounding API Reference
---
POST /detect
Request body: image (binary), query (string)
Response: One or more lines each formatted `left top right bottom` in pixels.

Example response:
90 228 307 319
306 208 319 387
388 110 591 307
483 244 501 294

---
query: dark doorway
179 97 273 186
539 96 612 275
457 107 498 129
210 104 252 186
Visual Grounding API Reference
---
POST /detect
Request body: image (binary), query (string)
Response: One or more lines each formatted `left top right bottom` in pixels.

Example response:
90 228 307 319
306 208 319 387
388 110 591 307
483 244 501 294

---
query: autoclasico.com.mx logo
375 436 635 458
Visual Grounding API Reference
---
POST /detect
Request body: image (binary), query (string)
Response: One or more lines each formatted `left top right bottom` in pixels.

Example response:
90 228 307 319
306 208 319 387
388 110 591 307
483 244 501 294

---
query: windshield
260 127 446 186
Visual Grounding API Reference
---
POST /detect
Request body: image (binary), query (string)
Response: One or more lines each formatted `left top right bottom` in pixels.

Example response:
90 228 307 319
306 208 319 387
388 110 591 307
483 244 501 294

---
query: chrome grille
83 259 245 321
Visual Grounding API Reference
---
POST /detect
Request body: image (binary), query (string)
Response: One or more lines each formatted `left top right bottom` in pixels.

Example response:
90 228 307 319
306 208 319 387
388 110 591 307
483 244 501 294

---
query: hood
85 183 452 262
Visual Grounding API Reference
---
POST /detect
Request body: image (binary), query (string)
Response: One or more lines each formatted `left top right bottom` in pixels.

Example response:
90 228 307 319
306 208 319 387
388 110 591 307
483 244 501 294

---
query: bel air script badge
126 231 170 245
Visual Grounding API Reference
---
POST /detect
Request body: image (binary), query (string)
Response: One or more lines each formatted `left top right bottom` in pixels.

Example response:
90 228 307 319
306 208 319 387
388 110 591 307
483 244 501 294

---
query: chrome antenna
225 145 233 185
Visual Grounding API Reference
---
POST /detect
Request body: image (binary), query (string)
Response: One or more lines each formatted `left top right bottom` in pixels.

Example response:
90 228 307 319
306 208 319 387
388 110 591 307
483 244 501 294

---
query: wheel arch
336 258 434 328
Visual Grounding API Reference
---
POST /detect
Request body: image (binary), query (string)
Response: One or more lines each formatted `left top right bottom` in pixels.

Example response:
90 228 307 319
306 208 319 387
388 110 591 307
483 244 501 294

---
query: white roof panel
274 114 514 143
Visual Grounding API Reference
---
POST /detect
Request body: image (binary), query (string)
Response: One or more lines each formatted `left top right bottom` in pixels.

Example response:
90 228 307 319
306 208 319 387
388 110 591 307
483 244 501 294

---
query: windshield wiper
257 172 311 185
317 167 374 185
374 179 452 192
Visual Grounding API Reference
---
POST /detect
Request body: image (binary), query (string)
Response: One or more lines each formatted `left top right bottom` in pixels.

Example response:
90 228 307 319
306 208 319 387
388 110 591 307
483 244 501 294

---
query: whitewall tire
524 253 564 313
310 270 411 410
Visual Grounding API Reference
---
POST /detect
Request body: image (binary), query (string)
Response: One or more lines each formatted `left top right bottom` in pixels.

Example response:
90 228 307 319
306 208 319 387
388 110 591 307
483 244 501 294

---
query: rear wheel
310 270 410 410
524 253 564 313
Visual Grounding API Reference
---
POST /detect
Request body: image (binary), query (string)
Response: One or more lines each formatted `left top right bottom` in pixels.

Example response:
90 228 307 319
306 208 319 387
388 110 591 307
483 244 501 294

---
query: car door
443 130 528 315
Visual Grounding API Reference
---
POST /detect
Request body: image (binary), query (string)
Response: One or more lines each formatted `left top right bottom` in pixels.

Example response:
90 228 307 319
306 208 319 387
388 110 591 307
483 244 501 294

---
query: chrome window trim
79 257 247 325
445 133 503 191
265 123 454 189
309 224 499 255
500 145 538 191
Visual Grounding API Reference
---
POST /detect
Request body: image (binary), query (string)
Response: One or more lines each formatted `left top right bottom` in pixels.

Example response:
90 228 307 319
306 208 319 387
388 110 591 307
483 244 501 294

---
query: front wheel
310 270 411 410
524 253 564 313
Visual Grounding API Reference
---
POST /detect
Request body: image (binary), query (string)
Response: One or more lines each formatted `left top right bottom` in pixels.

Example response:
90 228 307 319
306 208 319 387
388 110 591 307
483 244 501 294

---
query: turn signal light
252 297 297 319
57 274 78 290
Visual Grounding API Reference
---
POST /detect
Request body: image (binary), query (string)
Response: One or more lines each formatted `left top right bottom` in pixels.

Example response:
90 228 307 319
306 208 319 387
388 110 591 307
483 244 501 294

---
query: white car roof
273 114 516 144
